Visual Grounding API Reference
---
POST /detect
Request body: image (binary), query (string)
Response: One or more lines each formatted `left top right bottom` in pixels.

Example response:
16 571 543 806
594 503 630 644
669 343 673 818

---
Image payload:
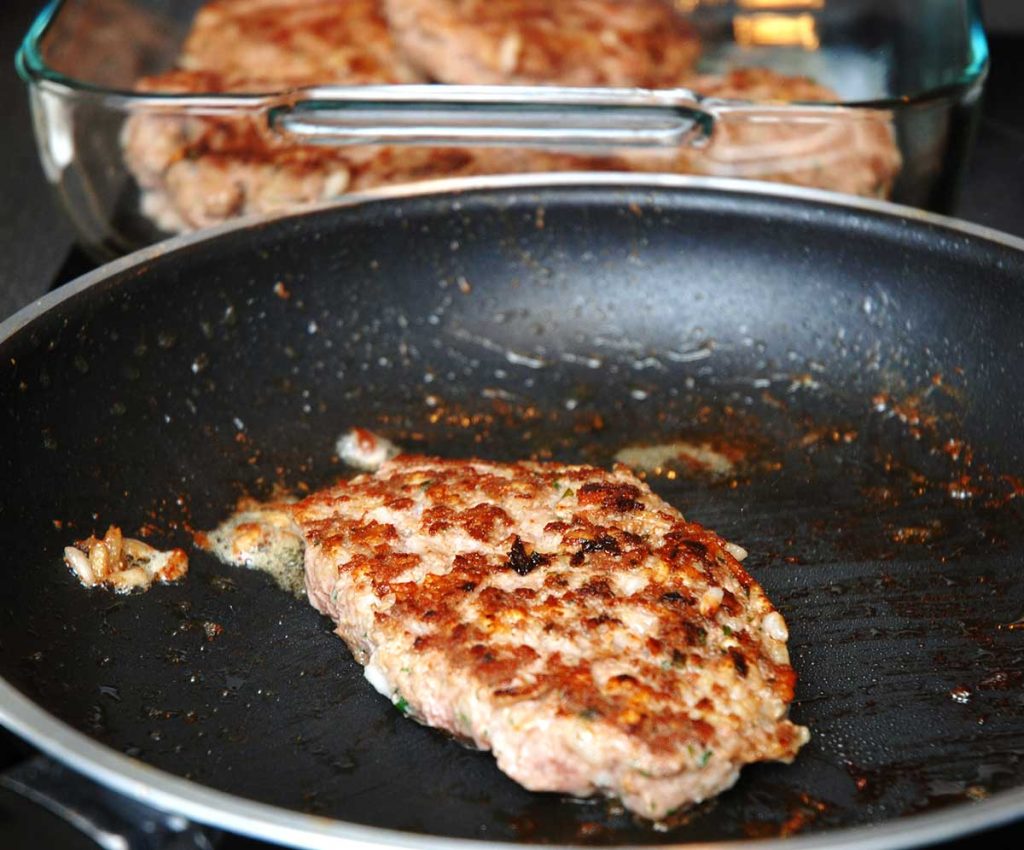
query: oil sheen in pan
198 502 305 596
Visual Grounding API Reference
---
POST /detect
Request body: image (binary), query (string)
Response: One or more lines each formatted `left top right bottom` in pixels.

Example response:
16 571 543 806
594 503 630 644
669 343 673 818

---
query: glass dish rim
16 0 991 113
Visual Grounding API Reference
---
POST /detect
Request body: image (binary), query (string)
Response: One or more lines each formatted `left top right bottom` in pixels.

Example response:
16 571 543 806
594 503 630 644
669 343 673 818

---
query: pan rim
4 676 1024 850
2 174 1023 849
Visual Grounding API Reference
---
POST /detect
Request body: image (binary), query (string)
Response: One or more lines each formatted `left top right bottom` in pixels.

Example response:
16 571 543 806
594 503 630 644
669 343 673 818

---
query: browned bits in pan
64 525 188 593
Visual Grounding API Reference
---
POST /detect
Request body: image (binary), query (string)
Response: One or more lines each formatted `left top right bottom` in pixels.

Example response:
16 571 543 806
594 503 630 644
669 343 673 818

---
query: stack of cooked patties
124 0 901 232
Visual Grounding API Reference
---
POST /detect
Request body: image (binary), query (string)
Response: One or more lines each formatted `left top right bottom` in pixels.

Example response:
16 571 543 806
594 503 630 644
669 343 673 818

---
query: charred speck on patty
570 534 622 566
506 536 551 576
683 539 709 558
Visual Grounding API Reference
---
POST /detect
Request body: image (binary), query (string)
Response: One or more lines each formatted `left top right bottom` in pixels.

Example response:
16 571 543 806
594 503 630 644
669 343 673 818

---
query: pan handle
1 756 219 849
267 84 716 149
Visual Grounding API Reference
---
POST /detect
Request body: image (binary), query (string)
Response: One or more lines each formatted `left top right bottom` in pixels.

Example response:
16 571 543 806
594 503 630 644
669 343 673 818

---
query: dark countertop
1 1 1023 848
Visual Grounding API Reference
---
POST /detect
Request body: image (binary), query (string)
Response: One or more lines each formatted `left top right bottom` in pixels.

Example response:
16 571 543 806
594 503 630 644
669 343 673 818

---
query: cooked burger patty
121 0 424 231
122 68 580 231
676 68 902 199
382 0 701 87
295 456 808 819
180 0 421 84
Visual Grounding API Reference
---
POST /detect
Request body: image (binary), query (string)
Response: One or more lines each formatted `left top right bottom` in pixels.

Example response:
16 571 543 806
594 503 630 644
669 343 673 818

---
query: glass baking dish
18 0 989 259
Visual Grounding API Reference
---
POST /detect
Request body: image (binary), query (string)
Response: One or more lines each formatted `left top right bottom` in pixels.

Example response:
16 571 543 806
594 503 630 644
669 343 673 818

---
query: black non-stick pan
2 176 1024 849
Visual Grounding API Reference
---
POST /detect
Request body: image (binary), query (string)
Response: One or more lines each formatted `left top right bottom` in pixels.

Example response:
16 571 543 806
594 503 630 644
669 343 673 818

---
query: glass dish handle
267 85 716 149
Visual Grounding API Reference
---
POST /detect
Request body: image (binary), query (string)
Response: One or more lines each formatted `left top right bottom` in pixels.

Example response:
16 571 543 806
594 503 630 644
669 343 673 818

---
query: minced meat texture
295 455 808 819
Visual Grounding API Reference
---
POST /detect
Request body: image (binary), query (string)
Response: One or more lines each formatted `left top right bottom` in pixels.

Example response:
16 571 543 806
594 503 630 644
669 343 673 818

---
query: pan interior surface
1 182 1024 846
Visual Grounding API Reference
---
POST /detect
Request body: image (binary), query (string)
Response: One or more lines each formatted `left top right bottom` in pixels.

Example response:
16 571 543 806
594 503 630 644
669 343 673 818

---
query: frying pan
1 175 1024 850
